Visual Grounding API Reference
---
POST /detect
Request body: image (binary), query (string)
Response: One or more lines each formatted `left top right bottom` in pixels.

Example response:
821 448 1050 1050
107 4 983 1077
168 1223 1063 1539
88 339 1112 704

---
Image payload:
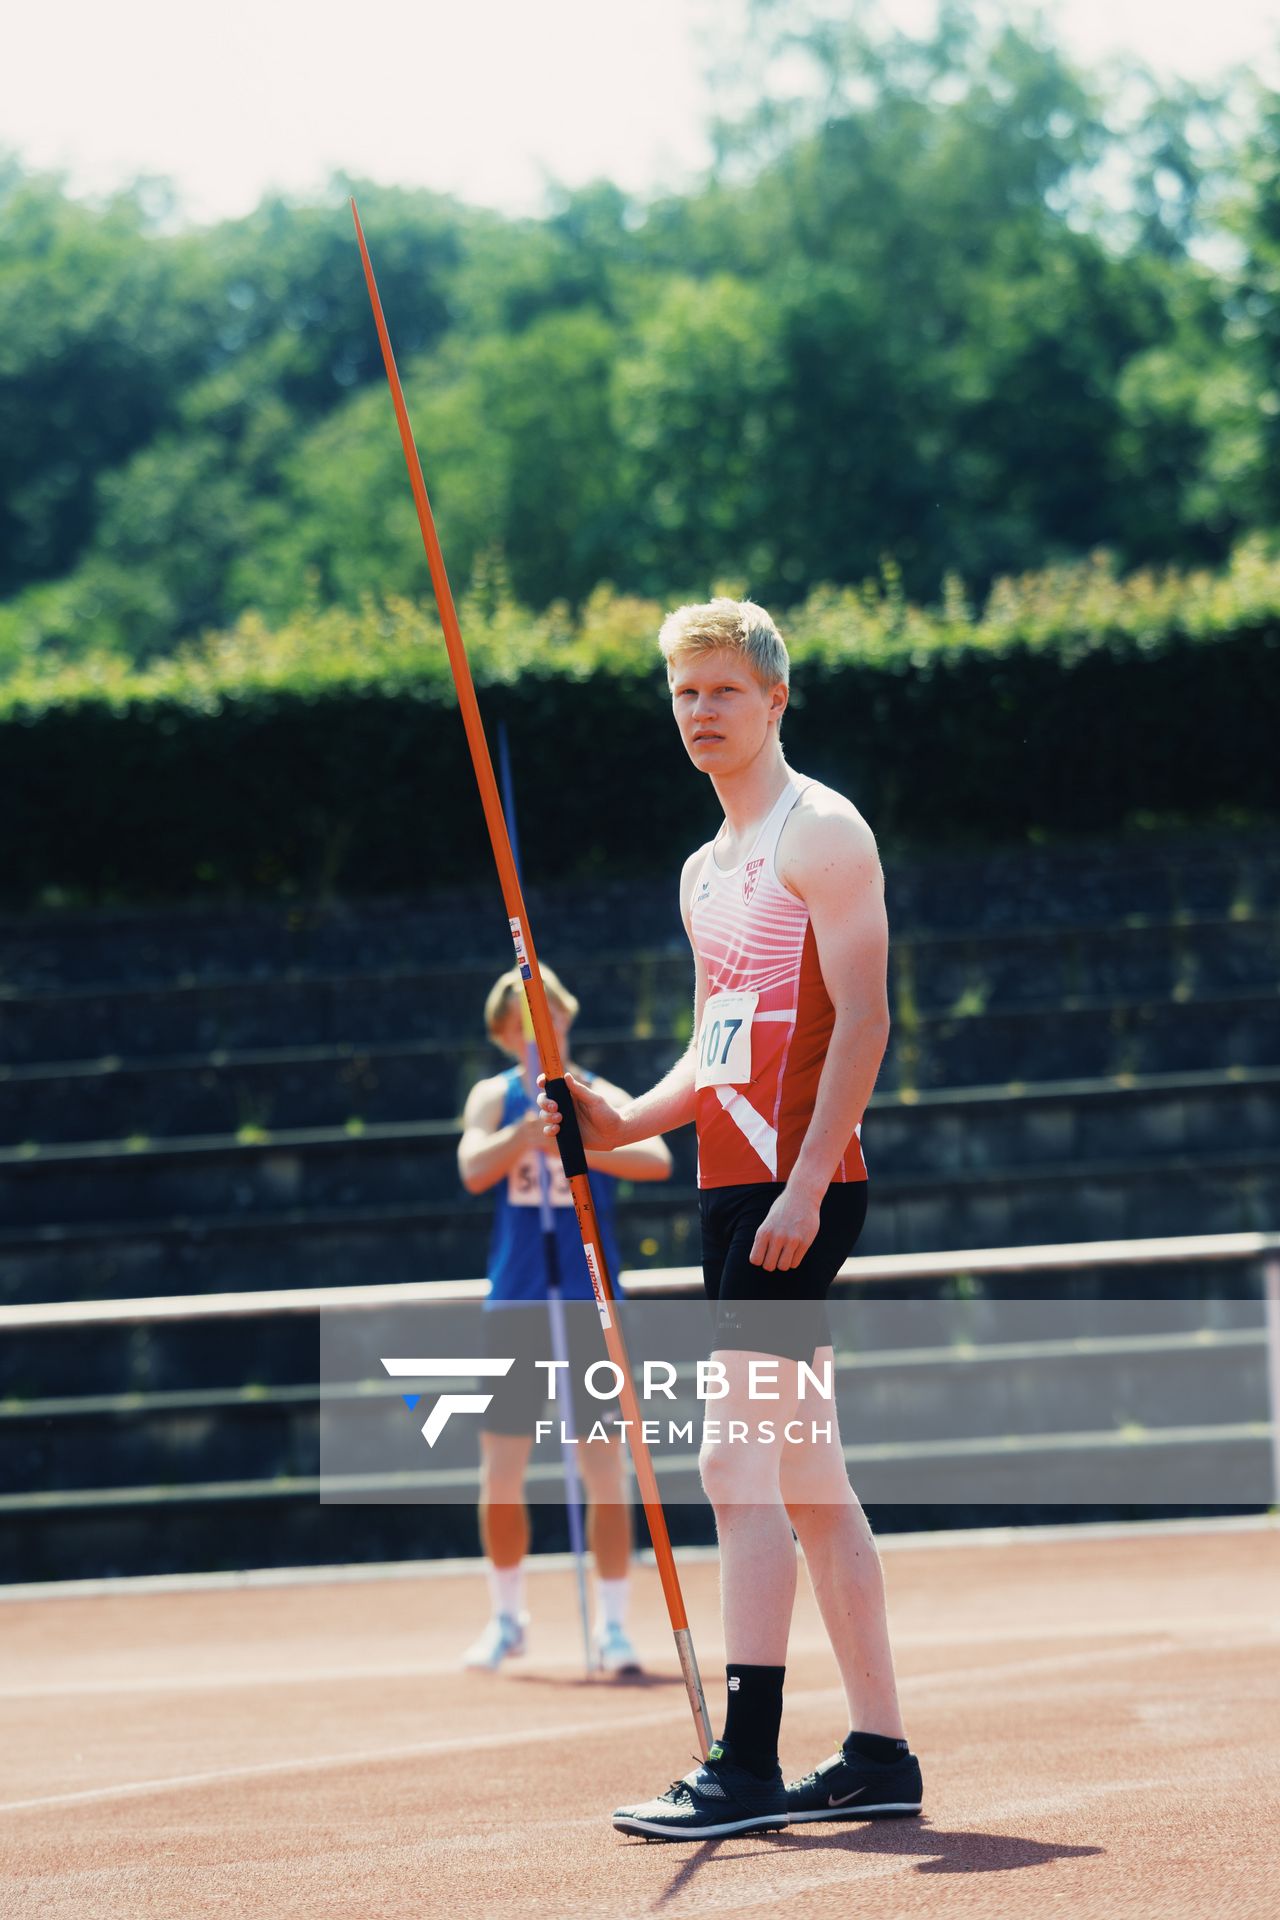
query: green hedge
3 546 1278 905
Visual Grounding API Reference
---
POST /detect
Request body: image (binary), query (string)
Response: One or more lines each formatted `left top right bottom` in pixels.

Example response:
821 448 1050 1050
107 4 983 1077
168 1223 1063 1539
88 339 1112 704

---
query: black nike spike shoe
612 1742 790 1841
784 1738 923 1823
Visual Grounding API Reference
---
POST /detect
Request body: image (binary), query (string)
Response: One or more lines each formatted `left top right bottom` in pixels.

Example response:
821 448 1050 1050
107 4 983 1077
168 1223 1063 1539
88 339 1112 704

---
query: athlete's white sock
595 1576 630 1632
488 1562 525 1620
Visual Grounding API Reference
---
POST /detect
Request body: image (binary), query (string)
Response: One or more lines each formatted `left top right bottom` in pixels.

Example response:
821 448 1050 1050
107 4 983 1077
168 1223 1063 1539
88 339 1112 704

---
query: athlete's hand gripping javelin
537 1071 625 1152
540 1065 821 1272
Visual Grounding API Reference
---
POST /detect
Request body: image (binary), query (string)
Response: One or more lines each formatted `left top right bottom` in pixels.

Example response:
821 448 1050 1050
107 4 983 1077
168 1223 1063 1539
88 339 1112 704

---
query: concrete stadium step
313 1318 1272 1489
4 992 1278 1146
0 1194 705 1309
0 957 689 1069
841 1323 1269 1448
11 1484 1255 1583
0 1209 502 1315
1 1252 1262 1401
0 883 686 996
642 1426 1270 1506
871 1068 1280 1172
0 1486 490 1584
0 1036 494 1146
14 1305 1274 1497
881 832 1280 932
1 1141 1275 1306
0 1026 698 1146
5 1387 321 1494
3 913 1276 1071
900 990 1280 1090
900 913 1280 1014
3 828 1276 996
0 1421 1264 1582
872 1147 1277 1255
0 1306 329 1399
6 1318 1265 1497
0 1120 480 1227
2 1069 1276 1227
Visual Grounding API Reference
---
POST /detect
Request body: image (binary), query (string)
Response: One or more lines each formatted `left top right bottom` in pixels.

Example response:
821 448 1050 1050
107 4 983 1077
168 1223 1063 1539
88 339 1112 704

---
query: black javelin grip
544 1076 589 1180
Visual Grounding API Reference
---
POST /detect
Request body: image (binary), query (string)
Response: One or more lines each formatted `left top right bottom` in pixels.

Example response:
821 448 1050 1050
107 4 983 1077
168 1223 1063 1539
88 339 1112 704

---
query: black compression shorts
699 1180 869 1361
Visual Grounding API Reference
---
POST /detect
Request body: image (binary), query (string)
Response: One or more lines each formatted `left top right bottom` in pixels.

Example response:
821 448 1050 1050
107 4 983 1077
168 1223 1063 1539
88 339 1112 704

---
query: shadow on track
775 1822 1104 1874
623 1820 1104 1906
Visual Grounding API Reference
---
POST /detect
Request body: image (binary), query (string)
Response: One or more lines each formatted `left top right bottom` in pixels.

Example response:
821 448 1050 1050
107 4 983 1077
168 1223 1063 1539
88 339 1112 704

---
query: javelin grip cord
543 1077 588 1180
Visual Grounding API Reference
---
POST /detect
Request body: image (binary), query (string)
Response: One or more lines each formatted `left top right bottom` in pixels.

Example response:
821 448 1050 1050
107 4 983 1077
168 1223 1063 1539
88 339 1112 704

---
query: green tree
613 274 786 592
0 160 217 595
1214 78 1280 531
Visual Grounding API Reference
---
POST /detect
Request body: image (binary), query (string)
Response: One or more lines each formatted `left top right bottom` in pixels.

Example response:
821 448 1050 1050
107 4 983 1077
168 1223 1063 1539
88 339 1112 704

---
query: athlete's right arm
538 846 710 1151
457 1076 550 1194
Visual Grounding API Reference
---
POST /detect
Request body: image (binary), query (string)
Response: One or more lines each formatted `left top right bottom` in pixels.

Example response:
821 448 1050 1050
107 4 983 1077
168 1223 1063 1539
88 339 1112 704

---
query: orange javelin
350 197 711 1756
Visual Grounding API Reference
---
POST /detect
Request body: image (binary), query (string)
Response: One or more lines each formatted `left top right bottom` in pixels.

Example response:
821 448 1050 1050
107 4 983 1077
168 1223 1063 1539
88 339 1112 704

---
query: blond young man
540 601 920 1839
457 965 671 1673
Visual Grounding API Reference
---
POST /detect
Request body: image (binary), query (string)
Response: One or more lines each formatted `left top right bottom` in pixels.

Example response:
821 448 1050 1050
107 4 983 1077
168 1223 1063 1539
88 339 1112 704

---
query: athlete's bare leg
478 1430 533 1566
698 1349 800 1664
577 1427 631 1580
779 1347 907 1739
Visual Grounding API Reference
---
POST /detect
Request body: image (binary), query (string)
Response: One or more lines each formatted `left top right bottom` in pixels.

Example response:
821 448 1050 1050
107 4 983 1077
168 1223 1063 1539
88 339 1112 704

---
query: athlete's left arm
581 1076 674 1182
749 810 890 1272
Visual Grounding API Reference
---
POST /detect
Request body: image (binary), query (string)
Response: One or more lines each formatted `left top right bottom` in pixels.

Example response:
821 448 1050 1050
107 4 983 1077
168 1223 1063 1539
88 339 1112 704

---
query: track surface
3 1519 1277 1919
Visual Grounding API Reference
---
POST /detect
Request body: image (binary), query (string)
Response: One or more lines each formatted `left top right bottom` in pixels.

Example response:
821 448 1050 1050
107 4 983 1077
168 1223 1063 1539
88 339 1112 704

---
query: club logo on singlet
742 857 765 904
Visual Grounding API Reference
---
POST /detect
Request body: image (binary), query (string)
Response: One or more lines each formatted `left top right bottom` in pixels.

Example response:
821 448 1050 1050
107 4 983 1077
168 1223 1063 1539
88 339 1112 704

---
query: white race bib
507 1149 573 1208
694 989 759 1090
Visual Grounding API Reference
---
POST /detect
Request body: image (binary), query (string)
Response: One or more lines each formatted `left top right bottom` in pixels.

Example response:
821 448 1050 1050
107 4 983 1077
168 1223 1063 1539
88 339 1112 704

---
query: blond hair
657 597 790 690
484 963 579 1044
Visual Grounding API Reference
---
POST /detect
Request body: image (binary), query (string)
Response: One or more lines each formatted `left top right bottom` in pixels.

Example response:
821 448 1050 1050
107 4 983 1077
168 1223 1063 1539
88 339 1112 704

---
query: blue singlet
483 1067 623 1307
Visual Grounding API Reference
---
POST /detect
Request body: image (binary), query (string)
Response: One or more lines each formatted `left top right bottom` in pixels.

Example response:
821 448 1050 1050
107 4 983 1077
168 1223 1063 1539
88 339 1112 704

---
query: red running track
2 1517 1277 1920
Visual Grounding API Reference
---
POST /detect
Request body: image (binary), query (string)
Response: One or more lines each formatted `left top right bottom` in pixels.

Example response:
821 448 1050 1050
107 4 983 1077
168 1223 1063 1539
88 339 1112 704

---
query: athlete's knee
698 1432 782 1506
480 1481 527 1518
578 1433 626 1495
779 1439 852 1509
479 1456 527 1501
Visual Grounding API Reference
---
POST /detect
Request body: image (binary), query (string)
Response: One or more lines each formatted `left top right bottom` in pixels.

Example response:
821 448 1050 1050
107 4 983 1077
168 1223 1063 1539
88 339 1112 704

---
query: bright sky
4 0 1279 224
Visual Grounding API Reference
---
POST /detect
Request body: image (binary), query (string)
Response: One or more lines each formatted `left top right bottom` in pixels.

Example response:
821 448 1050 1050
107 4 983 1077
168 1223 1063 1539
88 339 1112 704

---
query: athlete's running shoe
612 1742 789 1840
461 1611 528 1671
784 1738 923 1822
594 1622 643 1676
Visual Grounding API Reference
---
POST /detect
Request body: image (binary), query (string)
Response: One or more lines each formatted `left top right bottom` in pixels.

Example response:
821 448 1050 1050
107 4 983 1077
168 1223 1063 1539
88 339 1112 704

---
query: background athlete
458 963 672 1674
540 599 922 1838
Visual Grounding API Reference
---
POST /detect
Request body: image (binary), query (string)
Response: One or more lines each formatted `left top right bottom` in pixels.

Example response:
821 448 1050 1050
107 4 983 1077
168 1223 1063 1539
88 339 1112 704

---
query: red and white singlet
689 772 869 1190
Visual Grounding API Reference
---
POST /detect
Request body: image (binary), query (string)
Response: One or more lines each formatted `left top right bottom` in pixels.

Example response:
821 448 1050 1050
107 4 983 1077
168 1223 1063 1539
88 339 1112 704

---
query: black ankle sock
719 1664 785 1779
844 1729 911 1766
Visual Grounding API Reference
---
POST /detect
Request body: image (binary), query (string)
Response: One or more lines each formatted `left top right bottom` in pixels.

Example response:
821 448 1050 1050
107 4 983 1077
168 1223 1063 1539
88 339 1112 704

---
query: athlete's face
668 649 787 772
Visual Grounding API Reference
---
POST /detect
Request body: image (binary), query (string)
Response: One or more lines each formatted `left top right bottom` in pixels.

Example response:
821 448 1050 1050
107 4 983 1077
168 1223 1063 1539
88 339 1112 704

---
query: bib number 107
694 989 758 1090
700 1016 741 1074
